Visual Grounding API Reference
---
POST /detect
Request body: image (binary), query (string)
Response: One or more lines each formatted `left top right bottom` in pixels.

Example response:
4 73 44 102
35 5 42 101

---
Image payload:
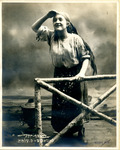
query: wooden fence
34 74 116 147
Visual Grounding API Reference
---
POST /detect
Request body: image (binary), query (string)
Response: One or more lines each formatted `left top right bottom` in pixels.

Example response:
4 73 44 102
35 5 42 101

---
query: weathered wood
44 113 85 147
34 75 116 147
92 84 116 109
34 82 43 146
38 80 116 126
2 84 116 147
35 74 116 83
84 75 116 81
44 84 116 147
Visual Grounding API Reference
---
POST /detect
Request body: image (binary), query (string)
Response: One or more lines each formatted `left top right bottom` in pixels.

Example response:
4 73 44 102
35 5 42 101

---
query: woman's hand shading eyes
47 10 57 18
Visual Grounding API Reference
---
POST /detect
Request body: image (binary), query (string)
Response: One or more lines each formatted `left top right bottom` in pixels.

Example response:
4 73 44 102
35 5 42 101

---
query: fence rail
44 84 116 147
37 80 116 126
35 74 116 83
34 74 116 147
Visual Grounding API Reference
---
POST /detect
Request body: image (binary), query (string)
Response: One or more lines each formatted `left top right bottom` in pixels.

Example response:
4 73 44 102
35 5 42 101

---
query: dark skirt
51 64 88 133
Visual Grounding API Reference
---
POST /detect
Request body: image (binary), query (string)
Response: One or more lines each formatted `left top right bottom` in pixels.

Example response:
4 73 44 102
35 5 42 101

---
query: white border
116 0 120 149
0 0 119 3
0 1 2 150
0 0 119 150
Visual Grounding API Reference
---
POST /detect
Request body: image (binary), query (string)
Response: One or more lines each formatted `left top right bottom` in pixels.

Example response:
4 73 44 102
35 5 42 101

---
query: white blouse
36 26 90 68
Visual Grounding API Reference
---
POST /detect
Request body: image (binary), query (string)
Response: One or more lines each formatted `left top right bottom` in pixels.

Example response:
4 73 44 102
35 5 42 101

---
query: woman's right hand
47 10 57 18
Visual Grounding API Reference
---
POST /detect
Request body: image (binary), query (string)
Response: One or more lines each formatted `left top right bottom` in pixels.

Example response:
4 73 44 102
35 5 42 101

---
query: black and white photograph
1 0 119 149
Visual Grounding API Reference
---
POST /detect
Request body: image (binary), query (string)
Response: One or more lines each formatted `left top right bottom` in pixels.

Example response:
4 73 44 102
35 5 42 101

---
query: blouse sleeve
76 35 90 61
36 26 52 44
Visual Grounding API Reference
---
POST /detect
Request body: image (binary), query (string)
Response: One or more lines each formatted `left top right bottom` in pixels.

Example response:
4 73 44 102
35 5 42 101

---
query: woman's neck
54 29 69 41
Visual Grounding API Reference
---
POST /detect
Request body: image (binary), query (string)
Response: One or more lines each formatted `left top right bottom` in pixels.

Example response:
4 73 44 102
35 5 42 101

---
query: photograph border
0 0 119 150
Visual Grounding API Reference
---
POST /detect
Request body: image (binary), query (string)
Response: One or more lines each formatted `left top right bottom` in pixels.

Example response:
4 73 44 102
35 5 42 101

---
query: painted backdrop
2 2 117 95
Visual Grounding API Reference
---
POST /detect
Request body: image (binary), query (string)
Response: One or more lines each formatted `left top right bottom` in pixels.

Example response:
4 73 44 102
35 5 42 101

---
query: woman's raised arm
31 10 57 32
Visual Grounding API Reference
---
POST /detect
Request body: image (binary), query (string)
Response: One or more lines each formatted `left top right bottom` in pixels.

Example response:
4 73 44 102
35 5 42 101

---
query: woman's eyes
59 18 62 21
53 18 63 22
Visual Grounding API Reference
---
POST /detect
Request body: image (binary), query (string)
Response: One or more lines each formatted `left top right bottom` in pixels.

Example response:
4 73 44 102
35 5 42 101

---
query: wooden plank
38 80 116 126
2 91 116 121
35 74 116 83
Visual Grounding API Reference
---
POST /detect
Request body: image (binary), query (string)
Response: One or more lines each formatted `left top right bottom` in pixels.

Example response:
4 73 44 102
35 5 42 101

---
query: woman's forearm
31 14 48 32
32 10 57 33
78 59 89 76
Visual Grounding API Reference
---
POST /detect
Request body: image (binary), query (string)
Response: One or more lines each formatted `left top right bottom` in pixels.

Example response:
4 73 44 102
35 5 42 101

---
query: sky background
2 2 117 95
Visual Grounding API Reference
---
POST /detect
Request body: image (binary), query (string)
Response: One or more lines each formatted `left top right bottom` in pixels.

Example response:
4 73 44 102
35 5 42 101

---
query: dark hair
67 22 97 75
67 22 78 34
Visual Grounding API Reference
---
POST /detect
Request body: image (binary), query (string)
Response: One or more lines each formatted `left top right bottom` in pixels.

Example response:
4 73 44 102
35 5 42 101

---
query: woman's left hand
70 74 84 81
75 73 84 81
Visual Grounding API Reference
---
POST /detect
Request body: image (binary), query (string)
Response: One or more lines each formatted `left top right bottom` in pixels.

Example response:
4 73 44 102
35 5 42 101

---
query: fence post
38 80 116 126
44 84 116 147
34 75 116 147
34 81 43 146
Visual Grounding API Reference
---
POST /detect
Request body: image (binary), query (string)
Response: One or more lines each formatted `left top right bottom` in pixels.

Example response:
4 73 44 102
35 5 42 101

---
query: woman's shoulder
37 26 54 36
70 33 83 43
36 26 54 42
70 33 82 39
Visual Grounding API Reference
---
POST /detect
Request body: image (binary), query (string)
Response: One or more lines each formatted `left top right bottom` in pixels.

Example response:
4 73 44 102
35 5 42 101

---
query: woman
32 10 97 139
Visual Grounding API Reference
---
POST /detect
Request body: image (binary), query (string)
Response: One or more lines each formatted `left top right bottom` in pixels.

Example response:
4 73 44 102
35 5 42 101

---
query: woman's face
53 14 67 31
